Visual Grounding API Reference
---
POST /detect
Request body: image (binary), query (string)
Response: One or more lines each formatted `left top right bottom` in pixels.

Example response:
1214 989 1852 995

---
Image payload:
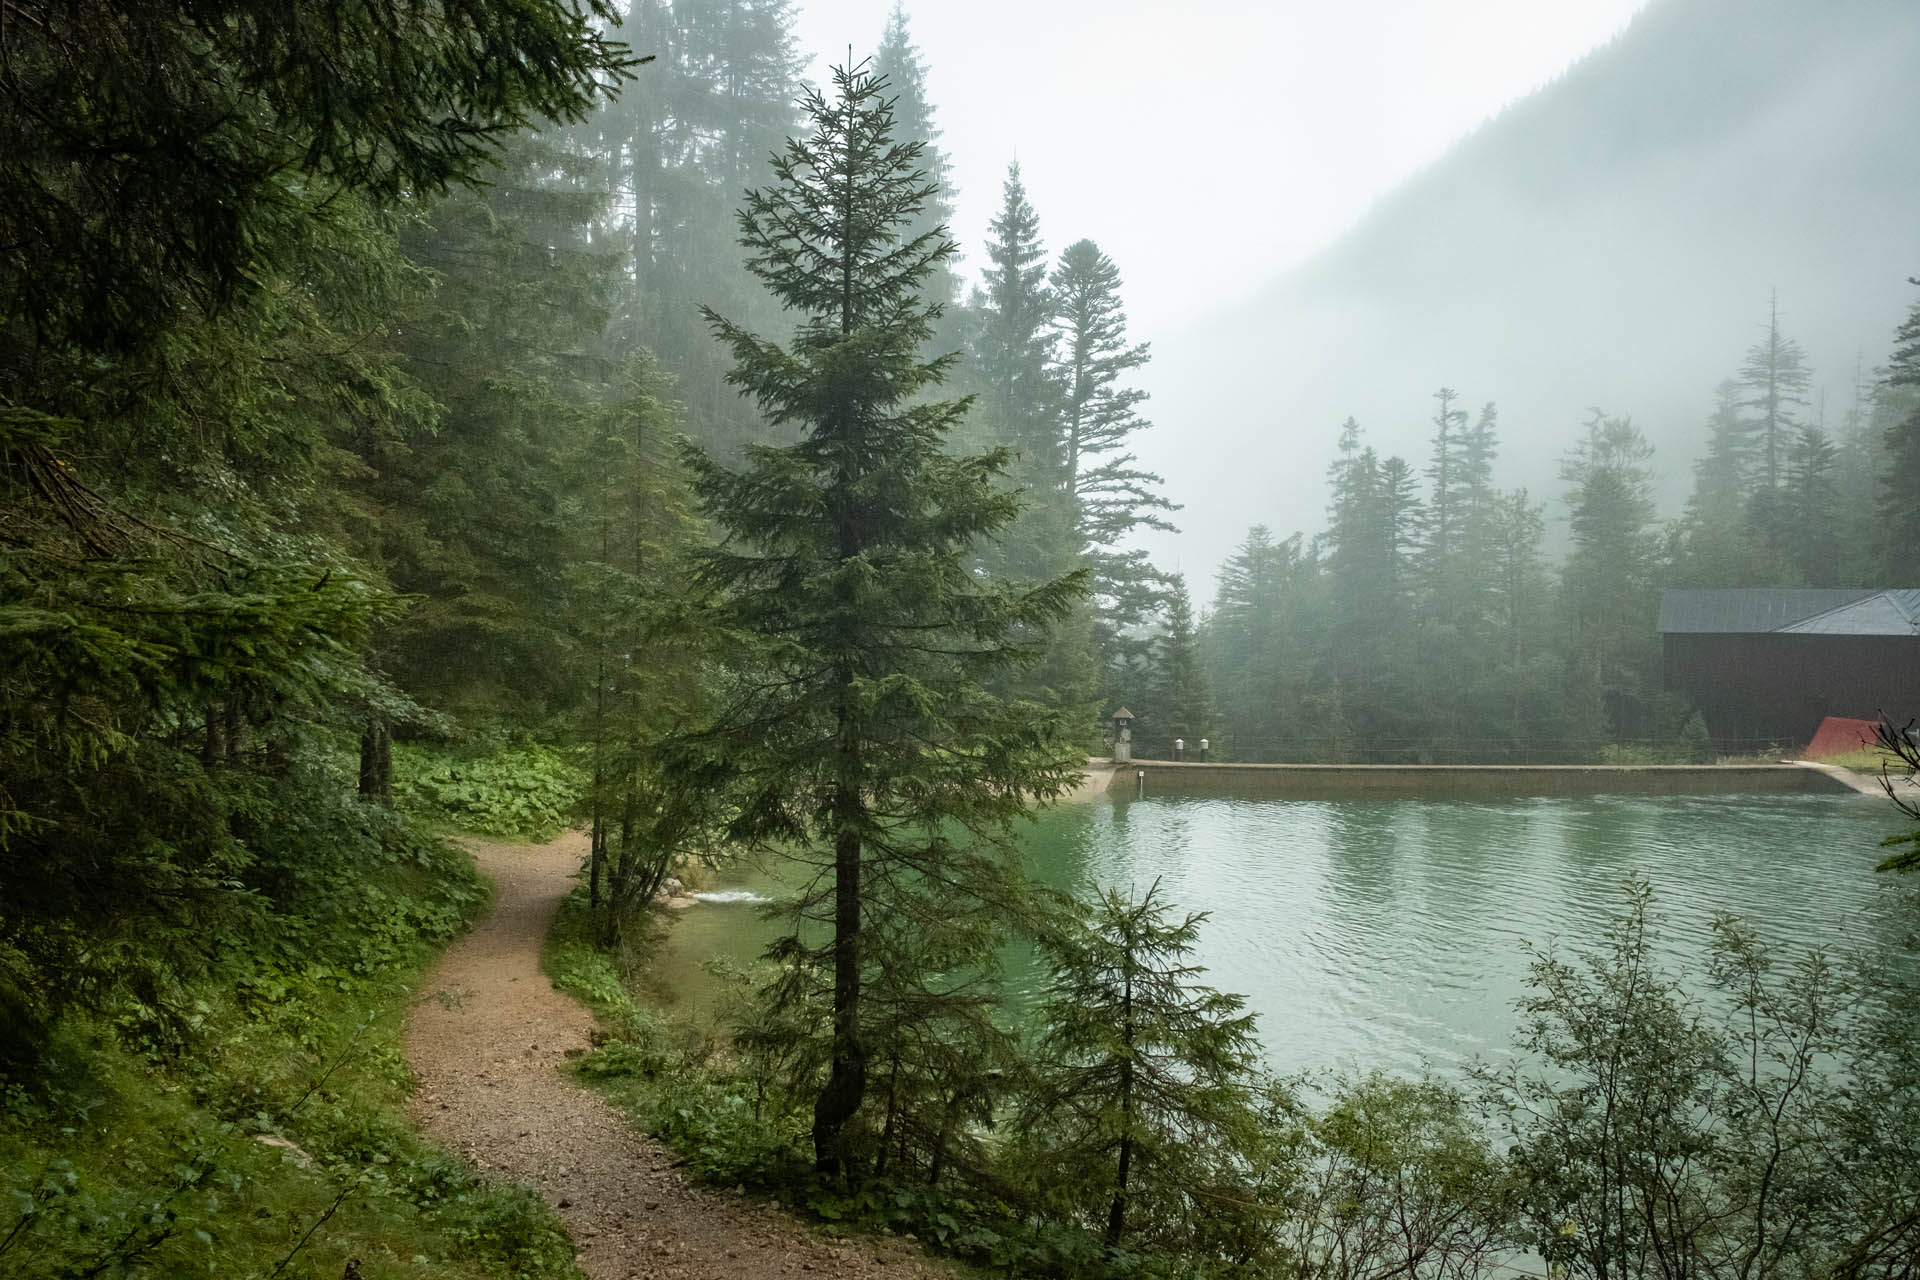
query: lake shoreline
1086 759 1871 800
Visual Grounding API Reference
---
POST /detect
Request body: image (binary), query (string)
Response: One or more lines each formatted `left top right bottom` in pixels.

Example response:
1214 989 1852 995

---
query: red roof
1803 716 1880 760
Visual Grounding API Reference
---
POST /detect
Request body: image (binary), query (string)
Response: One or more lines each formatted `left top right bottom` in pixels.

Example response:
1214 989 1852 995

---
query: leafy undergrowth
543 889 1128 1279
394 741 586 841
1 805 580 1280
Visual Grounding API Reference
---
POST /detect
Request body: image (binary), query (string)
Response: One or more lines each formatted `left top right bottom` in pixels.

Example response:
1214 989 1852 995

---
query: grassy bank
542 887 807 1191
1815 745 1902 775
0 798 580 1280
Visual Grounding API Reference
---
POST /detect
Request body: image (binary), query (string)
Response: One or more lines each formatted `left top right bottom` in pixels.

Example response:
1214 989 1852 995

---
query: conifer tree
872 3 958 315
1560 411 1660 744
1048 237 1179 706
1828 356 1886 587
1150 578 1212 756
577 0 803 456
1207 527 1285 760
1738 292 1814 492
1207 526 1324 761
1452 402 1504 586
1459 402 1501 509
973 163 1061 479
677 63 1085 1176
1415 392 1506 761
1779 425 1841 585
569 358 704 943
1483 489 1563 758
1379 456 1422 580
1673 378 1794 589
1421 387 1469 571
967 162 1087 732
1877 285 1920 579
1050 239 1177 552
1019 880 1262 1250
1324 421 1420 757
1693 378 1756 509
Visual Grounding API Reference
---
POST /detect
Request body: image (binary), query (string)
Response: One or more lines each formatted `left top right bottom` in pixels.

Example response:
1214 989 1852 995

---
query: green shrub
393 741 586 840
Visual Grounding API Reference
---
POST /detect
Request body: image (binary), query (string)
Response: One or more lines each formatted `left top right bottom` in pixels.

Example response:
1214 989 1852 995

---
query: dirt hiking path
405 832 951 1280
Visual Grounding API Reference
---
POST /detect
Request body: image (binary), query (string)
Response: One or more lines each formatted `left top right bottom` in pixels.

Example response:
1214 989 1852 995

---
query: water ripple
1024 791 1899 1078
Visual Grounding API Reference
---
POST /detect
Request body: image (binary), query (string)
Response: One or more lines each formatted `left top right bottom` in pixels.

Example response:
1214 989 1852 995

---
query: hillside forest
4 2 1920 1280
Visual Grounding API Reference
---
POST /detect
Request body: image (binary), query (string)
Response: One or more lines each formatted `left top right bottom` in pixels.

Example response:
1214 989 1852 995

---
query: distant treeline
1103 298 1920 763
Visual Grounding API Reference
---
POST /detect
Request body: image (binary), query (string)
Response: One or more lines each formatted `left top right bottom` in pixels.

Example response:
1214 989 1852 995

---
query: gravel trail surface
404 832 953 1280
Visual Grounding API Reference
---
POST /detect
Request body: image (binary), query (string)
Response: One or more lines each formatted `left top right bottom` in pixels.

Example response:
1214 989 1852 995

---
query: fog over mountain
1139 0 1920 580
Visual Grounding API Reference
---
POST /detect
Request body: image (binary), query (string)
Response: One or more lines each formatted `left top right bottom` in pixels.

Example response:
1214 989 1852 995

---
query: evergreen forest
2 3 1918 1280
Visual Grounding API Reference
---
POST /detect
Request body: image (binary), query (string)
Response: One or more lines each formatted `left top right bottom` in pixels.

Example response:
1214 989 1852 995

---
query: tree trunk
1106 1128 1132 1248
357 719 392 806
1107 931 1137 1248
202 705 225 766
873 1055 900 1178
815 450 867 1175
603 787 639 946
589 811 605 912
590 596 607 912
928 1088 960 1187
812 812 866 1176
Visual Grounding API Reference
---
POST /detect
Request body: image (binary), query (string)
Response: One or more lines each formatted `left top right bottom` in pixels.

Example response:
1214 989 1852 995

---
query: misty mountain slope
1144 0 1920 579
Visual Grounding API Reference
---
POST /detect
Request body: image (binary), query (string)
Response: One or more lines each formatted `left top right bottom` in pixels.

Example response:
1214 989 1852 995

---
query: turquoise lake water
661 790 1905 1078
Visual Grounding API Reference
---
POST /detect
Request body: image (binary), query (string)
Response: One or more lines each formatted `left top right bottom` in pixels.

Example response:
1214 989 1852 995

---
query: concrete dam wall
1093 761 1865 801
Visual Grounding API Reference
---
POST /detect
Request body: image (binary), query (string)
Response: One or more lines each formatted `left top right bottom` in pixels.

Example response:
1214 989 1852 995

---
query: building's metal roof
1657 590 1872 633
1658 588 1920 636
1777 589 1920 635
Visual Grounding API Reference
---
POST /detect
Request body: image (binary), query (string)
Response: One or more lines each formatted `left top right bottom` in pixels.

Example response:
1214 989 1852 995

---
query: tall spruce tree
1050 239 1177 553
1414 392 1506 761
1019 880 1262 1250
1694 378 1756 509
1483 489 1562 757
1779 425 1841 585
1149 577 1212 757
973 163 1061 479
1673 377 1795 589
577 0 803 456
678 64 1085 1175
966 160 1087 729
1420 387 1469 572
1828 356 1886 587
1560 411 1660 746
1460 402 1501 509
1324 421 1420 758
1206 526 1321 761
1048 237 1178 713
1878 284 1920 580
1739 292 1814 493
569 357 704 944
872 3 957 316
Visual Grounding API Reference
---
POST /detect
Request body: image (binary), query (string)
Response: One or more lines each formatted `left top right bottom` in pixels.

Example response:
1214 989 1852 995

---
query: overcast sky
787 0 1652 337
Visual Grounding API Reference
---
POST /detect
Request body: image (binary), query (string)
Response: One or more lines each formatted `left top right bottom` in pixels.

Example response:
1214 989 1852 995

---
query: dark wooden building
1658 589 1920 753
